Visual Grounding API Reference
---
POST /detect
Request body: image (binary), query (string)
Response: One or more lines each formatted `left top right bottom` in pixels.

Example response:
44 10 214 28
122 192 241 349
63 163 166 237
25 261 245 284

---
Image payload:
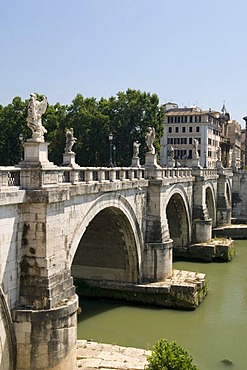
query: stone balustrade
0 165 230 190
0 166 21 187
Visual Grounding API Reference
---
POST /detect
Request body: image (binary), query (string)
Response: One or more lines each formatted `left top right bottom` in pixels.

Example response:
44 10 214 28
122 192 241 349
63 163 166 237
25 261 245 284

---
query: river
77 240 247 370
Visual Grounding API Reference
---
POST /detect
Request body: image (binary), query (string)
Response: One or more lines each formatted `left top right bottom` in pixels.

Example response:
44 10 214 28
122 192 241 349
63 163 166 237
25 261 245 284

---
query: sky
1 0 247 126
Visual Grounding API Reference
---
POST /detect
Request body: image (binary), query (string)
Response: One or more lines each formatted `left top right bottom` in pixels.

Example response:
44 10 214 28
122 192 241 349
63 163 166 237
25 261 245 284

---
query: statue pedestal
167 159 175 167
144 152 160 168
20 141 55 168
216 160 223 169
131 157 141 168
62 152 80 168
192 158 202 168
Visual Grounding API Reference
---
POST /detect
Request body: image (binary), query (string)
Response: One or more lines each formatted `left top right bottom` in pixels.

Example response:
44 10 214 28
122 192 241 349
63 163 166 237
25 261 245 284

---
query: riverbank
76 340 150 369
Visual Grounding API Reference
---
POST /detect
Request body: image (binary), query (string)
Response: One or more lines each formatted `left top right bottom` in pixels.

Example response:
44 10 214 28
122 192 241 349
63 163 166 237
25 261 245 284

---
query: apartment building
241 128 245 166
228 120 241 168
160 103 224 168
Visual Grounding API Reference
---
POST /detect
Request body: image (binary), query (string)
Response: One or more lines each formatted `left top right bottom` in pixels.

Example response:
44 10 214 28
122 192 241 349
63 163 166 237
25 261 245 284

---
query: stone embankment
76 340 151 369
76 269 207 311
174 238 235 262
213 224 247 239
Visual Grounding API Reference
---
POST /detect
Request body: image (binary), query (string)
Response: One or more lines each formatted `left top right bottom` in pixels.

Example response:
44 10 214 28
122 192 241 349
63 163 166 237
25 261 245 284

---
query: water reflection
77 241 247 370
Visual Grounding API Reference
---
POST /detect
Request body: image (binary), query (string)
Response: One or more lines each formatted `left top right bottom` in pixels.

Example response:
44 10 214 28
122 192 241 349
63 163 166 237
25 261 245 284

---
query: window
189 126 193 132
175 149 180 159
182 116 187 123
195 116 201 122
174 138 180 144
168 116 174 123
169 127 172 133
182 126 186 133
175 127 179 133
189 116 193 123
208 138 212 145
181 149 187 158
167 138 173 144
189 137 193 144
181 138 187 144
196 126 200 132
188 149 192 159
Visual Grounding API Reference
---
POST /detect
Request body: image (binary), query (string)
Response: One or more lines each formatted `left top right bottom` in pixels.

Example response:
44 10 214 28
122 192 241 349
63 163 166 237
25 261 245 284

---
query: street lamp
108 132 113 167
113 145 116 167
174 146 178 167
19 133 24 161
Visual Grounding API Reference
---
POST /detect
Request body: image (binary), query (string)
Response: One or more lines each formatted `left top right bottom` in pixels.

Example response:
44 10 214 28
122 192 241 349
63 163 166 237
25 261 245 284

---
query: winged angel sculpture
146 126 155 154
26 93 47 141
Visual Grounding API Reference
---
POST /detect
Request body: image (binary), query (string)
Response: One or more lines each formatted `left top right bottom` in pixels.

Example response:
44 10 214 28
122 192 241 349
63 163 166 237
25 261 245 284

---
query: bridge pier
216 171 232 225
143 241 173 282
12 296 78 370
143 177 173 281
12 164 79 370
192 169 213 243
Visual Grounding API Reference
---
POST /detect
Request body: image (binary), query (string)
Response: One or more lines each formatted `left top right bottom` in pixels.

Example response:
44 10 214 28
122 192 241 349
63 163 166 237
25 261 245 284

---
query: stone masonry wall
0 188 25 370
232 171 247 217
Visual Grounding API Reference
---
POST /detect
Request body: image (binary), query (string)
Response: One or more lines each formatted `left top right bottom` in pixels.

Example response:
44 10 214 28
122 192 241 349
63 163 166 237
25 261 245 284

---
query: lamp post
243 116 247 166
113 144 116 167
174 146 178 167
108 132 113 167
204 151 207 168
19 133 24 161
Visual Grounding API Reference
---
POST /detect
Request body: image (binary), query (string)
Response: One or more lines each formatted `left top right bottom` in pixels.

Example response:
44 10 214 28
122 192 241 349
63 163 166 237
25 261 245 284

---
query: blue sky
1 0 247 125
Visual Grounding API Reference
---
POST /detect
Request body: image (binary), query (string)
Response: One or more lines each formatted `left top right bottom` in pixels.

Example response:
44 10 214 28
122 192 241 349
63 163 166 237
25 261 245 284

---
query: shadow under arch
70 193 143 284
226 179 232 207
205 184 216 227
165 186 191 247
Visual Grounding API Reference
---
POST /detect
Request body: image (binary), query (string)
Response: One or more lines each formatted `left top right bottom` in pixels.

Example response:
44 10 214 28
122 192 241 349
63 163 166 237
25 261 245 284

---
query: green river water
77 240 247 370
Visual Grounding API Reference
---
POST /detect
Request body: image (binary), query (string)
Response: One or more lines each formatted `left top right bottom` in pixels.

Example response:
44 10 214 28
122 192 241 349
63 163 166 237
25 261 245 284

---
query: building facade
160 103 231 168
228 119 242 168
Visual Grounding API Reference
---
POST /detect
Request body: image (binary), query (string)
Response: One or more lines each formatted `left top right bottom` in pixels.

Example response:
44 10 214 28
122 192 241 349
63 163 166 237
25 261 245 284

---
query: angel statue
193 138 199 159
133 141 141 158
26 93 47 142
146 127 155 154
65 128 77 153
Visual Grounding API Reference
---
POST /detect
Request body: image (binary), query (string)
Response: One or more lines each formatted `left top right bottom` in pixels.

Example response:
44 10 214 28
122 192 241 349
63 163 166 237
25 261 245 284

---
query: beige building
241 128 246 166
228 120 241 168
160 103 222 168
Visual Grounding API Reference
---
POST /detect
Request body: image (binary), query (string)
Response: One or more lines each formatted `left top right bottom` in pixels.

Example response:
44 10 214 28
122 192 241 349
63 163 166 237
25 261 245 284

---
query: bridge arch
70 193 143 283
205 183 217 227
164 185 192 247
226 178 232 207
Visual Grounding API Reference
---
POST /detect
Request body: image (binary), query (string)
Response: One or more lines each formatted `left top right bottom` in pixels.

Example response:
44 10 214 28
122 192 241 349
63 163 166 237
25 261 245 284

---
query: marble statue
65 128 77 152
193 138 199 159
146 127 155 154
133 141 141 158
168 145 174 160
26 93 47 141
217 146 222 161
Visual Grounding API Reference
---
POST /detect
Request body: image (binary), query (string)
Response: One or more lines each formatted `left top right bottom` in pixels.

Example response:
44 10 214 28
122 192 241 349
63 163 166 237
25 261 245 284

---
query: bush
146 338 199 370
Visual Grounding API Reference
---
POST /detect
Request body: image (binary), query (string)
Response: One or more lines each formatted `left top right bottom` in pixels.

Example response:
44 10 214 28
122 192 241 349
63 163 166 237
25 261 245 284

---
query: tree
0 97 28 165
146 339 199 370
0 89 165 167
98 89 164 166
66 94 110 166
44 102 68 165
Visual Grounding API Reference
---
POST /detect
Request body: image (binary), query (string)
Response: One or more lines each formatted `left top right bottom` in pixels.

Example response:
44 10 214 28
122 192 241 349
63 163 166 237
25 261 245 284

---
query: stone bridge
0 142 232 370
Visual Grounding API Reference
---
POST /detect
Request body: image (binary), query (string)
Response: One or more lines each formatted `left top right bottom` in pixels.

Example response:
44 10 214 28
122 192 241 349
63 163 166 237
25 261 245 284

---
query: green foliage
0 89 164 167
0 97 28 165
146 339 199 370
